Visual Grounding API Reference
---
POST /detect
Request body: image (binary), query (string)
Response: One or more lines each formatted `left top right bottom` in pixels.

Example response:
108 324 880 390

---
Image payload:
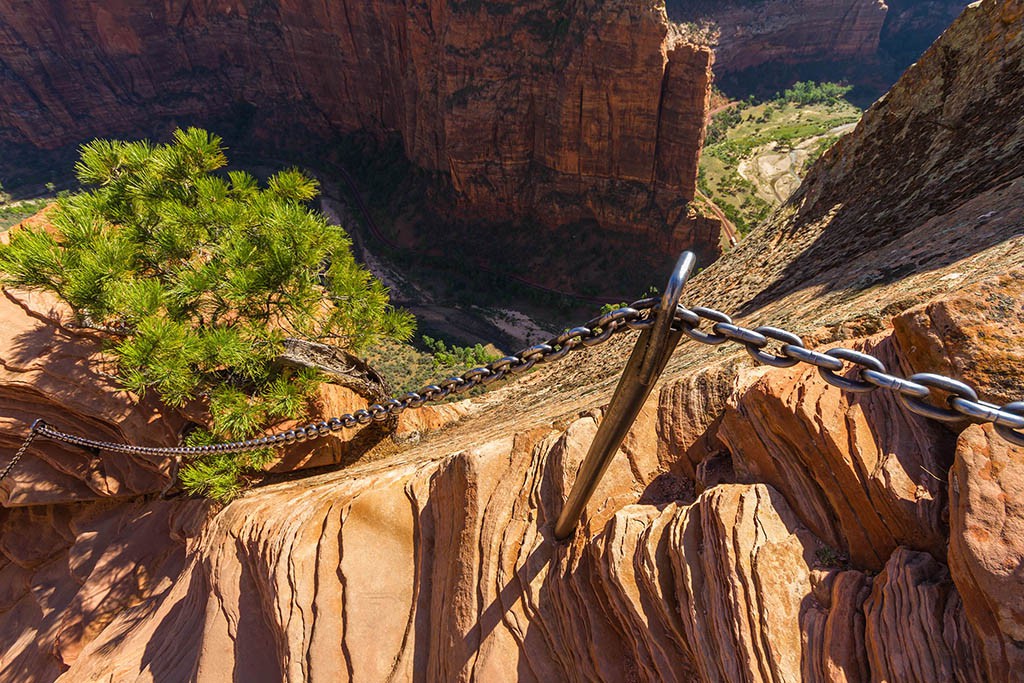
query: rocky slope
0 0 719 262
1 1 1023 681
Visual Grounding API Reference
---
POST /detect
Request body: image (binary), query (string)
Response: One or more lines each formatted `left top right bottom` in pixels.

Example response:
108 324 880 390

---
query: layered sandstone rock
0 0 718 260
0 437 827 682
718 335 953 570
3 277 1018 680
949 425 1024 681
0 288 184 507
668 0 967 77
669 0 889 72
1 1 1023 681
892 271 1024 406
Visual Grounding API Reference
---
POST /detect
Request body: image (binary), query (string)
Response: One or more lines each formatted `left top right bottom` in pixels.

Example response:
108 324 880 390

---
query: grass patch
815 544 850 569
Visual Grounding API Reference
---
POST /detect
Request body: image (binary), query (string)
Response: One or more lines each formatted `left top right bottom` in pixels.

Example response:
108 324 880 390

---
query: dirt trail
738 122 857 204
695 189 739 246
707 101 738 119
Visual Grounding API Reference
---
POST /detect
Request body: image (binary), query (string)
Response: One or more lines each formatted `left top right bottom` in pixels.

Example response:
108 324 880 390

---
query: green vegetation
365 336 500 398
0 198 51 231
699 83 861 234
674 19 719 47
777 80 853 106
815 544 850 569
0 128 414 501
0 178 56 231
599 301 628 315
421 336 498 369
705 106 743 145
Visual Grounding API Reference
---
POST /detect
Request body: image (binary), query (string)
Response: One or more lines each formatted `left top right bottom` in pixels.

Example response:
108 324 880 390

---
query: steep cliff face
667 0 969 97
0 0 717 259
2 1 1024 681
669 0 890 72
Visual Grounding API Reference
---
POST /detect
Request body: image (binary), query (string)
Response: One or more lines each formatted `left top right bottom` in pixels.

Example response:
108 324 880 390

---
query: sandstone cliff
668 0 968 96
2 1 1024 682
669 0 889 72
0 0 718 262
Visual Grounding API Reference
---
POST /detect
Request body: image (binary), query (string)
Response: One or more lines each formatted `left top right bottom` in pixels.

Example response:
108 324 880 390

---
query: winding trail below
696 188 740 246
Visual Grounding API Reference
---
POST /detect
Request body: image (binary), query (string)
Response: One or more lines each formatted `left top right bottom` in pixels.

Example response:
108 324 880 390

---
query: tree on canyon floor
0 128 414 500
776 80 853 107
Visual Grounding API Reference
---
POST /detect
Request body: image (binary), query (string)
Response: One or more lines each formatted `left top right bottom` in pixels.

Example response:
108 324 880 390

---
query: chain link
672 304 1024 445
2 421 39 483
5 296 1023 484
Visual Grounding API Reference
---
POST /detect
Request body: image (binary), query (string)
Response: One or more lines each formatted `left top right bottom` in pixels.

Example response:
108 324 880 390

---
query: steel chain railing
1 426 38 482
4 298 663 474
671 305 1024 446
4 256 1023 492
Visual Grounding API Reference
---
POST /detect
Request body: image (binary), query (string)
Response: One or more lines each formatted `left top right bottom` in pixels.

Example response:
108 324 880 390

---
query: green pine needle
0 127 414 501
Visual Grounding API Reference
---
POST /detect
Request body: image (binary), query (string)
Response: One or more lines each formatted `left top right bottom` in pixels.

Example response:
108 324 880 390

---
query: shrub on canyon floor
0 128 414 500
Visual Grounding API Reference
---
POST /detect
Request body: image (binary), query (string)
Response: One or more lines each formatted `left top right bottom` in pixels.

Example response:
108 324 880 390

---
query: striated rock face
1 1 1023 681
667 0 968 80
949 425 1024 680
718 335 954 570
3 268 1019 680
0 0 718 260
670 0 889 72
862 547 982 680
0 437 824 682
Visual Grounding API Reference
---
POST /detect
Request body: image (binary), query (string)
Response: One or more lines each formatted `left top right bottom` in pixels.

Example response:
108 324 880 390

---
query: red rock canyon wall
0 0 718 258
667 0 968 74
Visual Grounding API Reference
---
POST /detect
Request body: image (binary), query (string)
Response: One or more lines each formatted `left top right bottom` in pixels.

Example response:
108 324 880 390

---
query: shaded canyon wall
0 0 718 260
667 0 970 99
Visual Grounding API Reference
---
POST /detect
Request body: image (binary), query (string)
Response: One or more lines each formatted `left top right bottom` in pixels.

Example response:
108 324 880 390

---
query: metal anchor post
554 251 696 540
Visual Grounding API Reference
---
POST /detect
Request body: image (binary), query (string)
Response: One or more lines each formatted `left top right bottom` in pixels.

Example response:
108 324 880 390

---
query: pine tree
0 128 414 499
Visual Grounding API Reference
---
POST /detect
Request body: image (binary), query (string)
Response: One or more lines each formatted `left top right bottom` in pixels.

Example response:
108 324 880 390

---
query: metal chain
5 296 1023 485
2 423 39 483
2 298 661 473
671 305 1024 447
